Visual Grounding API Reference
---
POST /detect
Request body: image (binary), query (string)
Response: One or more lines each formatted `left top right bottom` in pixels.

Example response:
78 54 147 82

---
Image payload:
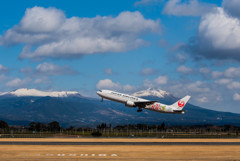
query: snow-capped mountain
0 88 80 97
133 88 172 98
0 88 240 127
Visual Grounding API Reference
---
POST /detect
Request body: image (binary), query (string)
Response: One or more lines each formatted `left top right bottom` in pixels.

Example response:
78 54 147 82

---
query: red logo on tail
178 100 185 108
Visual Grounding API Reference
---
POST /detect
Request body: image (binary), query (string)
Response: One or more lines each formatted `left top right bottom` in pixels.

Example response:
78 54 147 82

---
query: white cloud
20 63 76 76
142 75 168 88
186 81 210 93
34 77 50 84
6 78 31 87
0 75 8 82
233 92 240 100
134 0 162 6
96 79 136 92
196 96 208 103
154 75 168 85
211 71 223 79
123 84 136 91
211 67 240 79
177 65 193 74
0 64 9 73
227 81 240 90
104 68 113 75
19 7 65 33
199 67 210 75
143 79 154 88
222 0 240 18
163 0 215 16
199 8 240 50
0 6 160 60
224 67 240 78
175 53 187 63
140 67 158 76
35 62 76 75
215 78 232 85
188 7 240 61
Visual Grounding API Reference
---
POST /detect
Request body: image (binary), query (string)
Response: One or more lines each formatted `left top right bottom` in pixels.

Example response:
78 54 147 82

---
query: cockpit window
99 90 102 92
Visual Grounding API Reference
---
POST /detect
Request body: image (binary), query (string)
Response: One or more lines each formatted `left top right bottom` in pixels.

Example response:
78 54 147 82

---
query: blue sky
1 0 240 113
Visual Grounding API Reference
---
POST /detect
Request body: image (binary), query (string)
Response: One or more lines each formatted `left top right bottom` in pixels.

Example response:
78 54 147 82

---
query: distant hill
0 88 240 127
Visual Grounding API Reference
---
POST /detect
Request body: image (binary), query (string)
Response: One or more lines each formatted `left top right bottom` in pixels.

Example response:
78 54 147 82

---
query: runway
0 141 240 145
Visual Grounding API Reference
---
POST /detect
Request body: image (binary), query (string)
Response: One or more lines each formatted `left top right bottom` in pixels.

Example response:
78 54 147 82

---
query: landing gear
101 98 103 102
137 108 142 112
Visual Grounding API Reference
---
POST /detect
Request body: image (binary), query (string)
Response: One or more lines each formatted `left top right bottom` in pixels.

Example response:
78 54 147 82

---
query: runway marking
31 153 117 157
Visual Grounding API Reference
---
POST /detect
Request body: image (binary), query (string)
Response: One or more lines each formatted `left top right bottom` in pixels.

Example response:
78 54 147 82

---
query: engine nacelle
125 101 136 107
173 110 185 114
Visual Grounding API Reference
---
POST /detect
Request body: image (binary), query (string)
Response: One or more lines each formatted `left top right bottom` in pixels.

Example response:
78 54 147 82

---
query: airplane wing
134 100 158 106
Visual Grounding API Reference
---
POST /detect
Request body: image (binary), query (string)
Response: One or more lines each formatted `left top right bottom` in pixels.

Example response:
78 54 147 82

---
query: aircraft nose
96 90 102 96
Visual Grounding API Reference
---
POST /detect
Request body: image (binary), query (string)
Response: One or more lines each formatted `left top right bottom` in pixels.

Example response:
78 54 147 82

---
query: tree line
0 120 240 134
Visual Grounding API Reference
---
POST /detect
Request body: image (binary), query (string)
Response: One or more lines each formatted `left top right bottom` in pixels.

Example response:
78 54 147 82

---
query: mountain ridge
0 88 81 97
0 88 239 127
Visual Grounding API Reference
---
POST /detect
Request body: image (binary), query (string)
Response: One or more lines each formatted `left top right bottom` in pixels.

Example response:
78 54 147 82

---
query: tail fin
171 95 191 110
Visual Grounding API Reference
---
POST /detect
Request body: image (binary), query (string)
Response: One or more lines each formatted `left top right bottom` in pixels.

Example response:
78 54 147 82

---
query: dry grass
0 138 240 160
0 145 240 161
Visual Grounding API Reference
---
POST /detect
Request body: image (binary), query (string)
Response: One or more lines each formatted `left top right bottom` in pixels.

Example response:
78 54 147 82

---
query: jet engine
125 101 136 107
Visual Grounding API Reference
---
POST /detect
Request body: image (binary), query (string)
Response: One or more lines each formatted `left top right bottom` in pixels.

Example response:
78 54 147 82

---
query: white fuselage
97 90 174 113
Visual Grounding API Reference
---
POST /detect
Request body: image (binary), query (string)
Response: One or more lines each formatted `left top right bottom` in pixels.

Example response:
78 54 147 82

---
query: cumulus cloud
0 64 9 74
35 62 77 75
163 0 215 16
177 65 194 74
211 67 240 90
227 81 240 90
224 67 240 78
215 78 232 85
188 7 240 61
233 92 240 101
140 67 158 76
20 67 33 74
175 53 188 64
154 75 168 85
166 80 218 105
20 62 77 76
104 68 113 75
134 0 162 6
211 71 223 79
0 75 8 83
199 67 210 75
211 67 240 79
96 79 136 91
196 96 208 103
186 81 210 93
6 78 31 87
143 75 168 88
222 0 240 18
34 77 51 84
0 6 160 60
19 7 65 33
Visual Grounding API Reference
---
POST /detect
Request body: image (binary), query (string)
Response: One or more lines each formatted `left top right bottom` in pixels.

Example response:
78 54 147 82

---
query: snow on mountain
0 88 80 97
132 88 172 98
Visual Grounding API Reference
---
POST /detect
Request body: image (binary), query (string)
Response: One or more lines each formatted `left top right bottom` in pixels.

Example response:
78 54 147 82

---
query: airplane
97 90 191 114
